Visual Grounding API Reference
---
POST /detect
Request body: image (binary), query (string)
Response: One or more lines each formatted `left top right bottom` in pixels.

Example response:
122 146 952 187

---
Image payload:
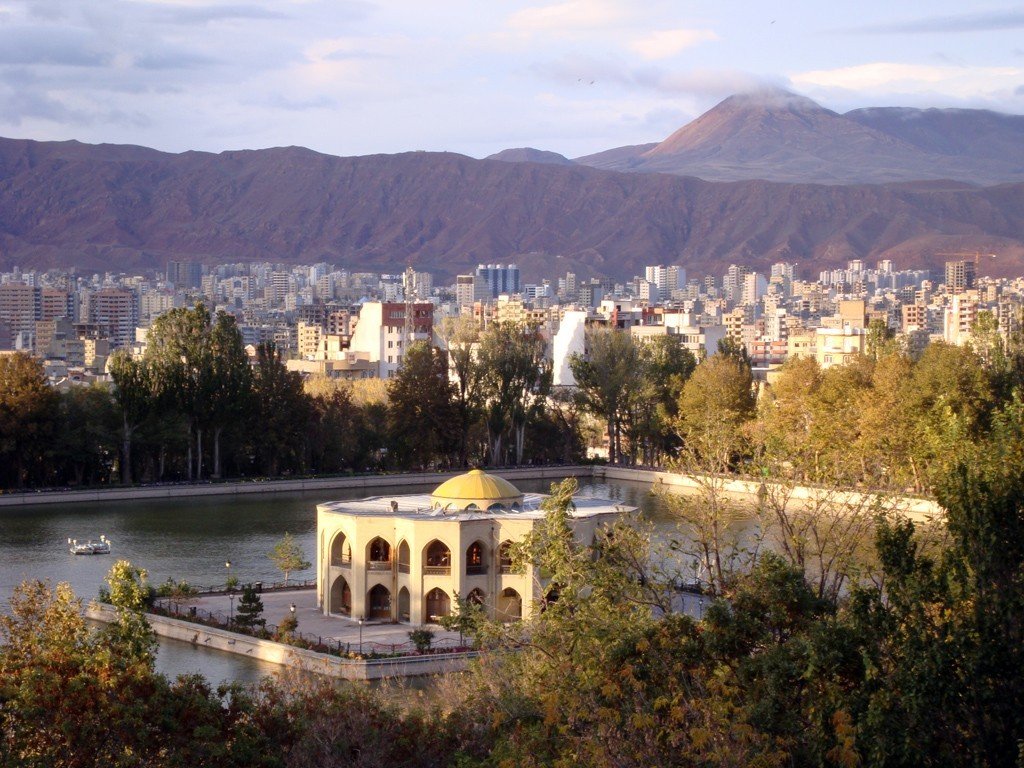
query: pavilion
315 469 631 625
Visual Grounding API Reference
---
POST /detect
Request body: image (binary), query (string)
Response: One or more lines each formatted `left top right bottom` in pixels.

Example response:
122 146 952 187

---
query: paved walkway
187 589 463 650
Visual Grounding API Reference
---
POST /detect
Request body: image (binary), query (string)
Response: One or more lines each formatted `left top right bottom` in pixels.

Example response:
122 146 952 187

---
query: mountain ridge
570 90 1024 186
3 135 1024 280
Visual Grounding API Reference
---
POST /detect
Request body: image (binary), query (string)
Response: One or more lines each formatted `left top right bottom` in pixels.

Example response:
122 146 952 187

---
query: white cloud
629 28 717 60
505 0 627 35
791 62 1023 99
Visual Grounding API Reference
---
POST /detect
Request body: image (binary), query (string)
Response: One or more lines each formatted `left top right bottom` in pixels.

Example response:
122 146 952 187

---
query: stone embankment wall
0 466 593 508
3 464 943 522
85 603 474 680
596 466 942 523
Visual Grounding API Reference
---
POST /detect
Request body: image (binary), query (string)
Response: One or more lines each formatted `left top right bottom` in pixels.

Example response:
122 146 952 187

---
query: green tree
438 315 484 467
478 322 550 465
109 349 156 484
269 532 311 586
569 328 643 464
103 559 156 665
234 584 265 630
206 312 253 478
252 342 311 476
53 384 118 486
386 340 458 469
145 304 215 481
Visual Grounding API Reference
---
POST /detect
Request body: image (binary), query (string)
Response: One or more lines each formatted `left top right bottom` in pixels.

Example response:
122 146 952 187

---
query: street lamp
228 592 236 625
358 617 364 656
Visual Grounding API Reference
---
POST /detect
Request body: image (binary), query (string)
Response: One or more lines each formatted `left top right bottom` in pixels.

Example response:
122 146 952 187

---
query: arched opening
329 575 351 616
398 587 411 622
465 541 486 575
397 540 411 573
367 584 391 620
498 540 515 574
496 587 522 622
425 587 451 622
466 588 485 606
423 540 451 575
487 503 505 512
366 537 391 571
330 531 351 567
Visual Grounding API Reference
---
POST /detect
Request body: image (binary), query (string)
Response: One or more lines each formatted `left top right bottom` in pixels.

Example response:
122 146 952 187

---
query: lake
0 474 690 683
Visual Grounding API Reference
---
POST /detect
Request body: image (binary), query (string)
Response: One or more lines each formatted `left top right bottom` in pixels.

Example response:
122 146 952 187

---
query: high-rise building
86 288 138 348
166 261 203 289
0 283 41 348
475 264 520 298
40 289 74 321
944 260 976 294
456 274 488 308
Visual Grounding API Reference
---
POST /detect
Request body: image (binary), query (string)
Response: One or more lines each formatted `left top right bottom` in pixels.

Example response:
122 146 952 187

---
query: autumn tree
269 532 311 586
0 352 58 488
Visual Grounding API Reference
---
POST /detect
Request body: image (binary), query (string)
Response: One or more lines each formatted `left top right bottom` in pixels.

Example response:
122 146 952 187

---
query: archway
366 537 391 570
329 575 351 616
423 540 451 574
330 531 351 566
367 584 391 620
465 541 486 575
397 540 411 573
398 587 411 622
496 587 522 622
425 587 451 622
498 540 514 573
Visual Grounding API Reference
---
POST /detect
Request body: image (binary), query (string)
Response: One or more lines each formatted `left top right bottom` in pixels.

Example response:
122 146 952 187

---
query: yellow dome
431 469 524 511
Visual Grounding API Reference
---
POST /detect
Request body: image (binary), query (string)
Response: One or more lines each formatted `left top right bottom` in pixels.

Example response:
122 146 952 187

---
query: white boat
68 535 111 555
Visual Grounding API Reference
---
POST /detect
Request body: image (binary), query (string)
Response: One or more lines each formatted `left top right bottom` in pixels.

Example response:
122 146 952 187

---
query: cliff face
2 136 1024 281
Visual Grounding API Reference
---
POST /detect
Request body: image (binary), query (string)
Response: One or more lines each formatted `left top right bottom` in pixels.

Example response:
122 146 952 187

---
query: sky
0 0 1022 159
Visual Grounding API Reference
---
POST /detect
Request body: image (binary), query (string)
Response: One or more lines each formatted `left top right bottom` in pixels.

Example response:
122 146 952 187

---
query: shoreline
0 466 595 508
0 464 942 522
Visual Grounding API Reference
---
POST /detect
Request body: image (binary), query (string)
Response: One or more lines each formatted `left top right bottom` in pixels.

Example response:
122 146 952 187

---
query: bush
408 628 434 653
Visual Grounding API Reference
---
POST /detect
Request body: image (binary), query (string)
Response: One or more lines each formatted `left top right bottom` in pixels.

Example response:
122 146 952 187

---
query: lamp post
358 617 364 656
228 592 236 625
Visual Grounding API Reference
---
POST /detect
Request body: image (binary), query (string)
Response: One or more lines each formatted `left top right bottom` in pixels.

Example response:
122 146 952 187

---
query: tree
569 328 643 464
386 341 458 469
205 312 253 478
145 304 215 481
671 354 758 594
103 559 157 664
478 322 550 465
234 584 265 630
438 315 484 467
109 349 156 484
269 532 311 586
0 352 58 488
252 342 311 476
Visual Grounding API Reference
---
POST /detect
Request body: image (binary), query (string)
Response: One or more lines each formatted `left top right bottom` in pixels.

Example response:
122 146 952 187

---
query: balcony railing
367 560 392 571
398 563 410 574
331 554 352 568
466 564 487 575
499 564 514 574
423 565 451 576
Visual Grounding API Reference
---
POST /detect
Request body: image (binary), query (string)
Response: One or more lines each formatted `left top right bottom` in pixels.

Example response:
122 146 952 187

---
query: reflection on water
0 474 709 683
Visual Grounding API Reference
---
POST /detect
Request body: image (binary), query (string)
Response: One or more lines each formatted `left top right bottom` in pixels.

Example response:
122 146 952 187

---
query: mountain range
2 89 1024 281
570 88 1024 186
